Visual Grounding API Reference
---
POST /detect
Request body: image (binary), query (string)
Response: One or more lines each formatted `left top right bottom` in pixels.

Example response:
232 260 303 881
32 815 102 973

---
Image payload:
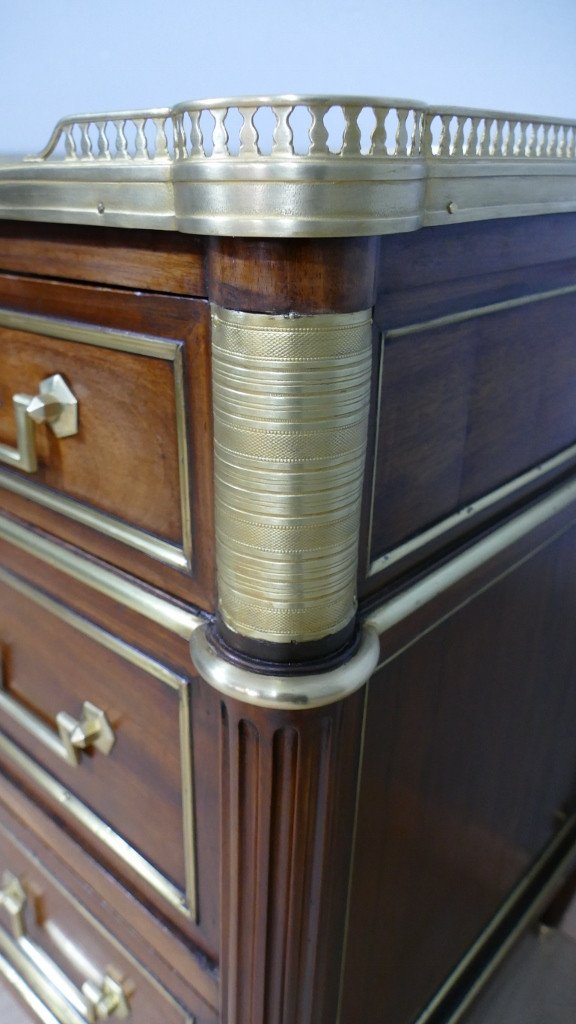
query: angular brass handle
0 373 78 473
0 659 115 768
56 702 116 766
0 872 131 1021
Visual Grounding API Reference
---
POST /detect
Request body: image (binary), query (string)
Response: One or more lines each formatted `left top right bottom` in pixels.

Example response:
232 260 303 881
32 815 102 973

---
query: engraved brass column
210 305 373 651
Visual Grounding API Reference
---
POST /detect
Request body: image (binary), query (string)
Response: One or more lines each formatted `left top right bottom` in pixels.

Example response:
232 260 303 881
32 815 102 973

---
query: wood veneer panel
0 223 208 296
342 522 576 1024
369 292 576 563
377 214 576 306
0 274 215 609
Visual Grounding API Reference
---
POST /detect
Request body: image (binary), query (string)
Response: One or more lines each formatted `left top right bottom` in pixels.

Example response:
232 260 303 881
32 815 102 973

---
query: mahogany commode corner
0 97 575 1023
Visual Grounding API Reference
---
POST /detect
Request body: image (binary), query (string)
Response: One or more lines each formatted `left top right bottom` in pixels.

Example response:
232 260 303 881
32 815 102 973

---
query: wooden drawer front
0 567 195 923
369 288 576 576
0 818 194 1024
0 308 192 572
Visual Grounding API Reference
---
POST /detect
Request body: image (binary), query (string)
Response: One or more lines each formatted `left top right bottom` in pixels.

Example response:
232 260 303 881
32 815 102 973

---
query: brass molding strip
2 96 576 236
0 309 193 572
0 565 196 919
211 305 373 645
366 474 576 649
411 813 576 1024
189 622 380 710
0 951 62 1024
384 282 576 341
368 283 576 578
0 511 202 639
0 818 196 1023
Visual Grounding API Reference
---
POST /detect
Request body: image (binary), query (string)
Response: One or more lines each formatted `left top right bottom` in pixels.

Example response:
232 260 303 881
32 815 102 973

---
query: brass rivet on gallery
447 200 457 214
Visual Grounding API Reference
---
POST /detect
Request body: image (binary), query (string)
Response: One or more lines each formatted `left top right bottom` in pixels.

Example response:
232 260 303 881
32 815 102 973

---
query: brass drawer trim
0 820 196 1024
0 679 116 768
0 567 196 920
0 309 193 573
0 873 131 1022
0 513 202 640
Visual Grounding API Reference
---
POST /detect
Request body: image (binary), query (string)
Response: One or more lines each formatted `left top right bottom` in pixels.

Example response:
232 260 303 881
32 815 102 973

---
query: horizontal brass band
2 97 576 235
211 306 372 645
366 474 576 651
0 308 193 572
0 512 203 639
0 565 196 919
190 622 380 710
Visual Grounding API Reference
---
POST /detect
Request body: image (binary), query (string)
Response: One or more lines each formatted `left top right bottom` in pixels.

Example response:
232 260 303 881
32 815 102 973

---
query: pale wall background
1 0 575 154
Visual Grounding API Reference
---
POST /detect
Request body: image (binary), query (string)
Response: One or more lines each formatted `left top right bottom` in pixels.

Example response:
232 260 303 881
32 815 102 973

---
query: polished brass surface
56 703 115 767
0 374 78 474
366 475 576 653
0 567 196 919
0 872 131 1022
0 309 192 571
190 623 380 709
1 96 576 235
211 305 373 644
0 821 196 1024
0 513 202 640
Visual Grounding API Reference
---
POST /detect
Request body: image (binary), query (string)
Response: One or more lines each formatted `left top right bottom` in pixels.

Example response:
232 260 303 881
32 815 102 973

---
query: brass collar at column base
189 622 379 710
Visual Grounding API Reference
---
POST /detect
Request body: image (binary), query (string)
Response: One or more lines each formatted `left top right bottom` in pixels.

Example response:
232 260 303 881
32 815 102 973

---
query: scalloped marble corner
1 96 576 236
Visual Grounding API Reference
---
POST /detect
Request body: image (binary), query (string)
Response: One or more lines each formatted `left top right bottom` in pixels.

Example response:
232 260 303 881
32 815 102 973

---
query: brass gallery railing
32 97 576 163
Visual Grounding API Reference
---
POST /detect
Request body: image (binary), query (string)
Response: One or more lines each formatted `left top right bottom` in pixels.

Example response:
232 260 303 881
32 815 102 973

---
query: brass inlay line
0 818 196 1022
411 814 576 1024
366 475 576 653
385 282 576 340
0 951 62 1024
0 512 202 639
368 283 576 577
211 306 373 644
0 309 193 572
0 565 196 919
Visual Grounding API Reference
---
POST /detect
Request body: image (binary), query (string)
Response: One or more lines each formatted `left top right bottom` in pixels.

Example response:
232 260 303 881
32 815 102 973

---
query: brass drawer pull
0 872 131 1021
56 702 116 766
0 661 115 767
0 373 78 473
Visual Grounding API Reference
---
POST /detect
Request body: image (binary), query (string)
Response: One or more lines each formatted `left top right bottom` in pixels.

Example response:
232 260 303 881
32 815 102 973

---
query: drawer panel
0 816 195 1023
0 274 215 611
0 311 189 567
368 288 576 578
0 567 196 923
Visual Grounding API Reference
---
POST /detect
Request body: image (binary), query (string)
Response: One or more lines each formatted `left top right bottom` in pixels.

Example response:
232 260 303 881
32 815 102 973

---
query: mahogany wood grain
0 223 208 296
368 292 576 570
208 236 380 313
0 273 216 609
0 981 39 1023
377 213 576 304
220 689 366 1024
342 520 576 1024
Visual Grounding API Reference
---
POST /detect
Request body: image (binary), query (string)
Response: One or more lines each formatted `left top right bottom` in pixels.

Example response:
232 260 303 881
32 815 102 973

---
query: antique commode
0 95 575 1023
